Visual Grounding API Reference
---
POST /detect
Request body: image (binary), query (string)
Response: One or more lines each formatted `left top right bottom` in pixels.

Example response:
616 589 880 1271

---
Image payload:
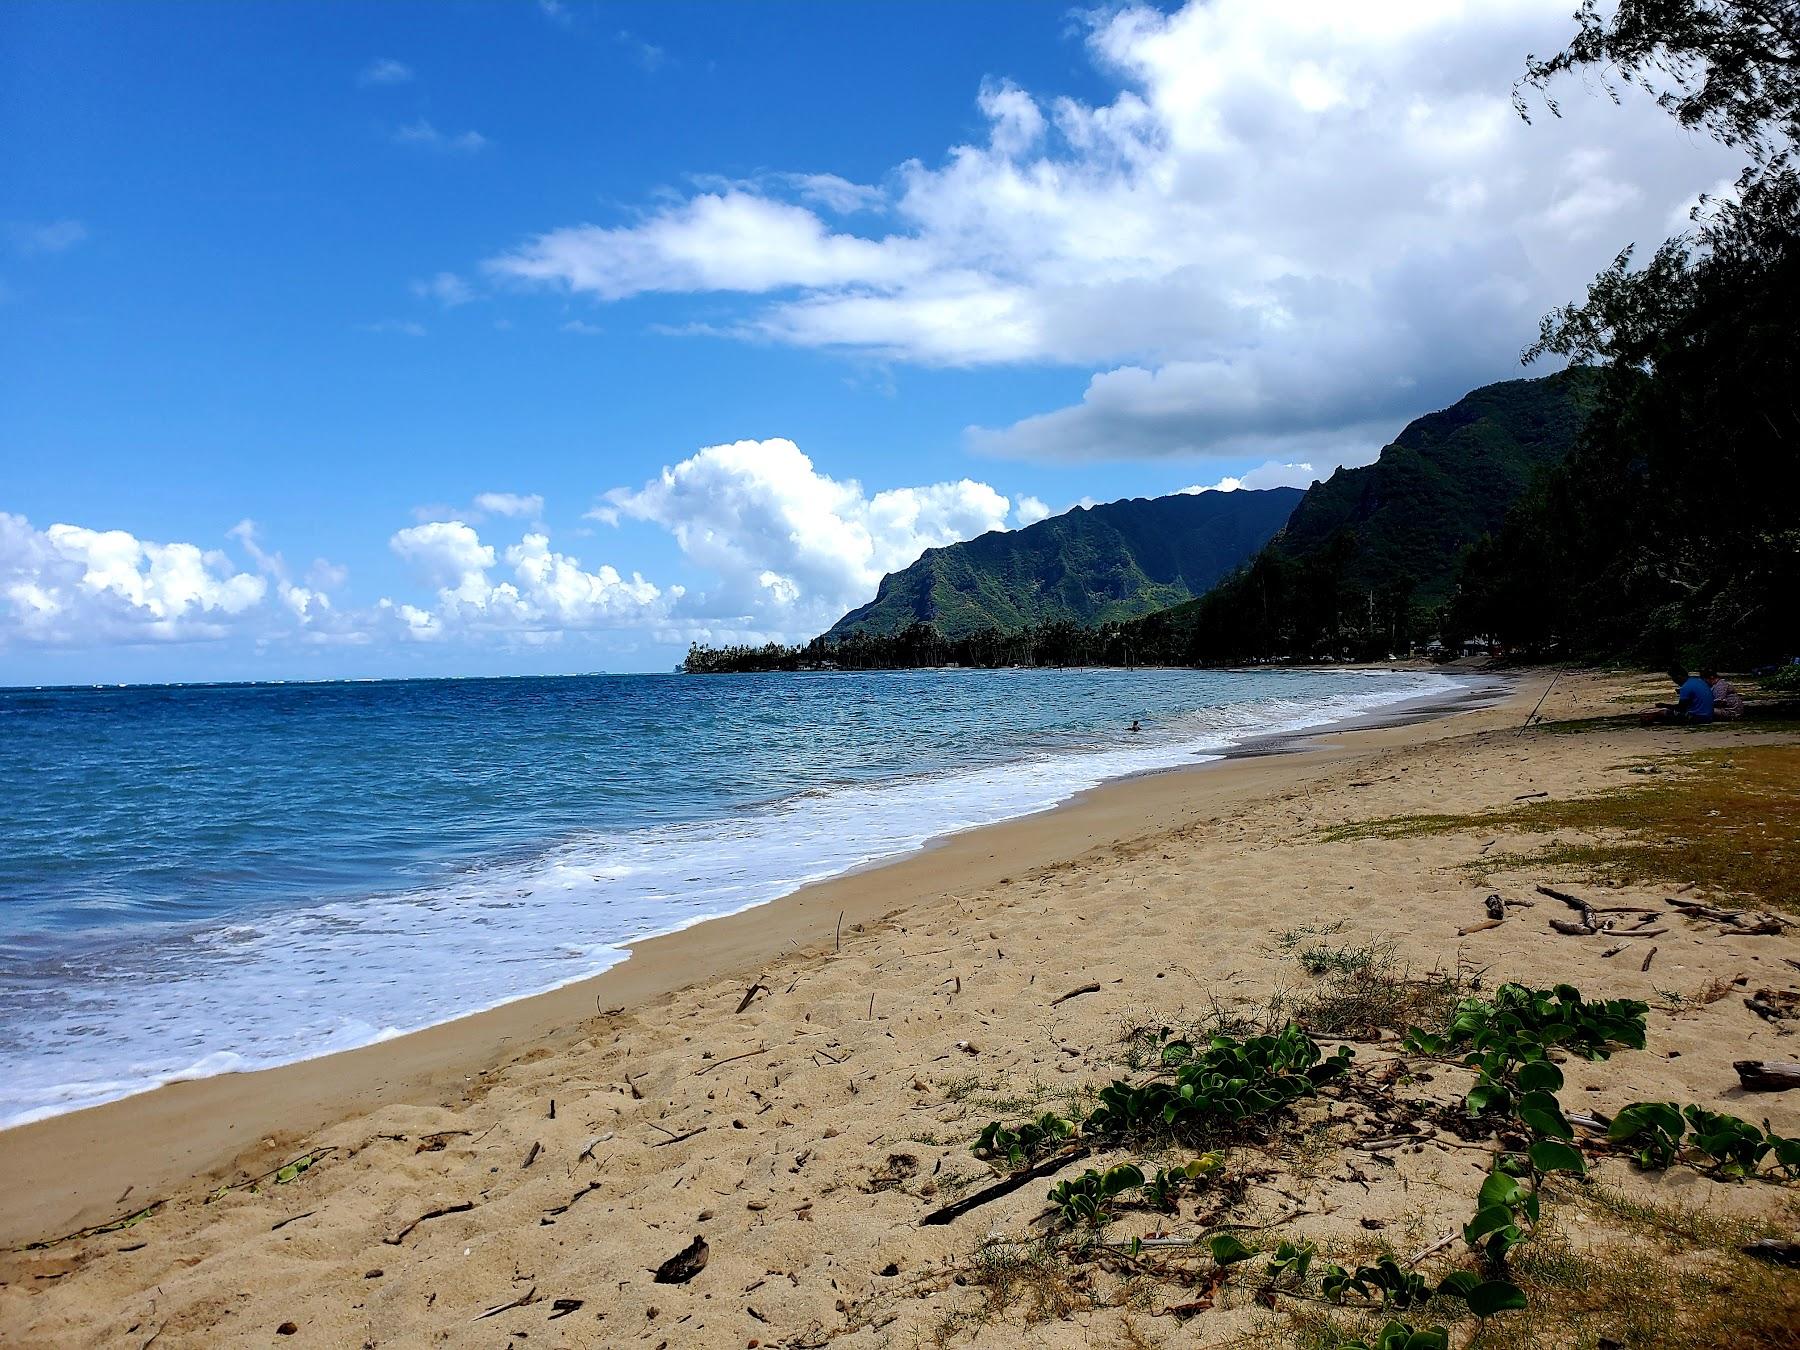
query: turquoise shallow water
0 666 1465 1125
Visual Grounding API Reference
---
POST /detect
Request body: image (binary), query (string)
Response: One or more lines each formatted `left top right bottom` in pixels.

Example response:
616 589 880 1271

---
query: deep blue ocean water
0 666 1465 1125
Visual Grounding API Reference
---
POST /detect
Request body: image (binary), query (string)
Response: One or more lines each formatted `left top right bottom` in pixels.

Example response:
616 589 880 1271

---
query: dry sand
2 669 1796 1348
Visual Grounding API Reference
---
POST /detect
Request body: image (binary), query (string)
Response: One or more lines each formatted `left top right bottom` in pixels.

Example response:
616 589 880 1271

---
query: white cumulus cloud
481 0 1737 463
599 438 1017 633
386 521 671 640
1 513 267 645
490 191 926 301
4 448 1060 659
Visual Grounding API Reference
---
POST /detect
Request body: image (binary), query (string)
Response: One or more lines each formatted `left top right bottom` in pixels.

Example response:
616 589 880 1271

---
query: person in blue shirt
1644 667 1714 723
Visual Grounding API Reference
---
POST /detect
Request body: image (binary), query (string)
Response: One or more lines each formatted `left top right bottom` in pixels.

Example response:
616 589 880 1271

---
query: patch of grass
961 1237 1097 1327
1480 1214 1800 1350
1114 998 1266 1070
1545 1176 1793 1249
1260 1302 1398 1349
1649 973 1737 1015
1324 745 1800 910
939 1074 984 1103
1278 936 1469 1041
1276 919 1349 957
939 1073 1054 1115
935 1167 985 1199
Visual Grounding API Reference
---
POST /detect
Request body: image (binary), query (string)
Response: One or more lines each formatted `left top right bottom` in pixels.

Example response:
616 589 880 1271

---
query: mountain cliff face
824 487 1304 641
1117 368 1604 660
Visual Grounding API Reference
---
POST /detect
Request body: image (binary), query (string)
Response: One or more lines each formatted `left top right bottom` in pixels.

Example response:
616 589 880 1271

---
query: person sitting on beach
1702 668 1745 720
1642 668 1714 723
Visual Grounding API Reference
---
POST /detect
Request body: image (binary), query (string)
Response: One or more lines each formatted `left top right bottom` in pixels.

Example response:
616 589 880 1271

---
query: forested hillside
1111 370 1602 663
825 487 1300 640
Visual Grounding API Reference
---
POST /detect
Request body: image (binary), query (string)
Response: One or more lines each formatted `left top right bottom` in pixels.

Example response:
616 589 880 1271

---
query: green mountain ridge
825 487 1304 641
1115 368 1603 662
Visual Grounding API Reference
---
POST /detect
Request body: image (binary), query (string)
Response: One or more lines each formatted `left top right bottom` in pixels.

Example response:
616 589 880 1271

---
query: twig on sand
472 1286 537 1321
542 1181 603 1217
1050 983 1102 1006
835 911 844 952
1641 946 1659 972
1518 671 1561 736
919 1147 1094 1226
696 1046 767 1076
270 1210 316 1232
1121 1208 1313 1251
1458 918 1504 937
649 1125 708 1148
735 982 768 1014
521 1141 541 1170
384 1201 476 1245
1405 1230 1461 1268
573 1133 613 1172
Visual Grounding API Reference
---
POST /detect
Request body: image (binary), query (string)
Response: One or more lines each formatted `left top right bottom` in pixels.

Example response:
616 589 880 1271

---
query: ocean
0 666 1467 1127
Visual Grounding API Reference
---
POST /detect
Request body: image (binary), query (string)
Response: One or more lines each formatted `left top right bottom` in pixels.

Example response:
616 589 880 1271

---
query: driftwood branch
1742 1239 1800 1267
1050 983 1102 1007
1540 886 1598 935
1538 885 1593 912
1667 897 1790 935
1734 1060 1800 1092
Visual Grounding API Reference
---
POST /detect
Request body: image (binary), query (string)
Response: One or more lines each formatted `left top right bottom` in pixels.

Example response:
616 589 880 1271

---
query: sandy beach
3 668 1797 1348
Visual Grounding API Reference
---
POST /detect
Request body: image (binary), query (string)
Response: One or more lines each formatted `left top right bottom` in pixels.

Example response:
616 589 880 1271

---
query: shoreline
2 666 1476 1135
0 668 1510 1248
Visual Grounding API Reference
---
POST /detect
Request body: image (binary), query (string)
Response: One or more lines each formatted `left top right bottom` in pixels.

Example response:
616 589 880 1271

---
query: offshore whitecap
0 667 1471 1126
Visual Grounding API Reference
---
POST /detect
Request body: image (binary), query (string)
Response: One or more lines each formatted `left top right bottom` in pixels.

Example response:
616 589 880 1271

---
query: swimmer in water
1128 719 1141 733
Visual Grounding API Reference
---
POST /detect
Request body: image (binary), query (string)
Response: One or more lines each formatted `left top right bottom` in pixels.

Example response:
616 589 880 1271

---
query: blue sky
2 1 1736 684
